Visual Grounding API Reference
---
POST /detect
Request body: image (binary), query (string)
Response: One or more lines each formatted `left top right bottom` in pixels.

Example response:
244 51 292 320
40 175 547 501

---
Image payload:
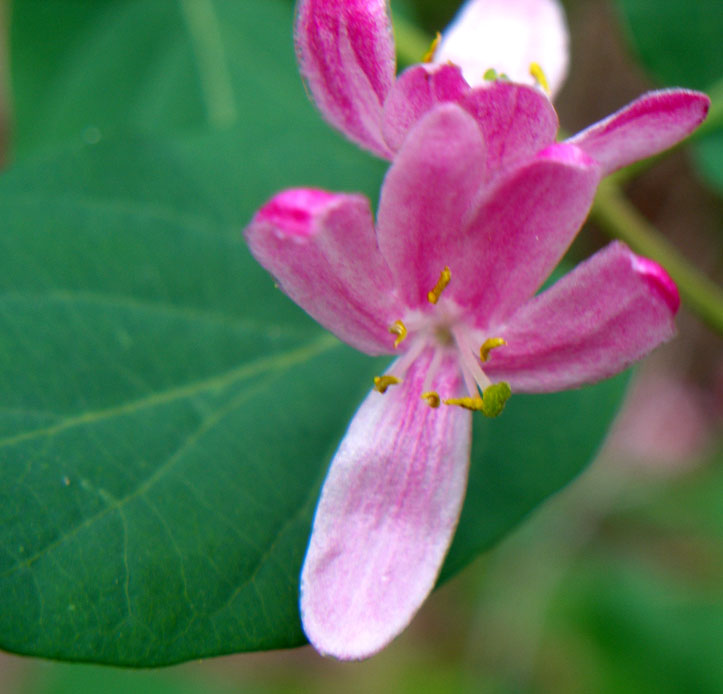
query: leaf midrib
0 333 339 451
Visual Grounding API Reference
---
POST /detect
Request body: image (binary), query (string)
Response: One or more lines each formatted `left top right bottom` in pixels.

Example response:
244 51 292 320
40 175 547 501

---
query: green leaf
10 0 388 209
614 0 723 91
10 0 300 154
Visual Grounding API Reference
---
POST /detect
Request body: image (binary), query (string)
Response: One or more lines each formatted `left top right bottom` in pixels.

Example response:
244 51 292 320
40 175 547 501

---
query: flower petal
434 0 570 98
461 81 559 181
484 242 679 392
300 349 471 660
244 188 396 355
295 0 396 159
382 75 559 180
566 89 711 175
376 104 486 308
381 63 471 152
450 143 600 325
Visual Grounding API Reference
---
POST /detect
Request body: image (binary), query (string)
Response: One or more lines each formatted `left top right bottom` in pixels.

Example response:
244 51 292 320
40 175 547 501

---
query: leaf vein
0 335 339 580
0 334 338 451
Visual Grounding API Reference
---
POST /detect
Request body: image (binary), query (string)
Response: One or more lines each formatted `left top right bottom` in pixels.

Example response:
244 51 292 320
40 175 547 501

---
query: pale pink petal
300 349 471 660
244 188 396 355
449 143 600 325
434 0 569 98
295 0 396 158
567 89 711 175
484 242 679 392
381 63 471 152
461 81 559 181
376 104 486 308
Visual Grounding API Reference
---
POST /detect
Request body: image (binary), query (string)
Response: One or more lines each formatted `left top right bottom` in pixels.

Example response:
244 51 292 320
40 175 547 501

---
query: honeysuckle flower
433 0 569 96
244 103 681 659
295 0 709 168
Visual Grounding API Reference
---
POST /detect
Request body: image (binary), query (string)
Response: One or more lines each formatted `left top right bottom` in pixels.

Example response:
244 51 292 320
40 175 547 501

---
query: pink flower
244 103 681 659
295 0 709 170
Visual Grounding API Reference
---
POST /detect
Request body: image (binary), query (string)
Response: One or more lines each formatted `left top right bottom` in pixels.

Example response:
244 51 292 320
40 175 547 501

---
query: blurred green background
0 0 721 691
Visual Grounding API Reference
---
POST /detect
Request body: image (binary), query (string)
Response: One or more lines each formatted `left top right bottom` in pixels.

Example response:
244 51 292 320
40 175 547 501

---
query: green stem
591 179 723 334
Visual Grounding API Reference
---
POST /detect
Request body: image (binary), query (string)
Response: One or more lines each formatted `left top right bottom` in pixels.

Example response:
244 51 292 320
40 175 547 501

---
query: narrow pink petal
376 104 486 308
434 0 569 98
244 188 396 355
483 242 679 392
450 143 600 325
381 63 471 152
461 81 559 181
295 0 396 158
300 349 471 660
566 89 710 175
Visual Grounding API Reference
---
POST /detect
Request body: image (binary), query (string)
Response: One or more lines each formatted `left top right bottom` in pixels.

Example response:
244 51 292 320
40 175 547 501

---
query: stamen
483 68 498 81
421 347 444 394
427 266 451 304
480 337 507 362
444 382 511 417
388 337 428 382
374 375 401 393
421 391 441 408
529 62 551 95
389 320 408 348
422 32 442 63
452 326 492 393
443 395 484 411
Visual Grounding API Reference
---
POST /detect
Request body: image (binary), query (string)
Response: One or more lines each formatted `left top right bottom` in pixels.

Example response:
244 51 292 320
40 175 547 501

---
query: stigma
444 382 511 418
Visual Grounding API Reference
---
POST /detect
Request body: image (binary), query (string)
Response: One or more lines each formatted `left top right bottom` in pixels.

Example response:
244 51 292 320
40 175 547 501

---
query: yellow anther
444 382 511 418
483 68 498 81
480 337 507 362
422 32 442 63
443 396 484 411
529 62 551 95
389 320 408 348
374 375 401 393
421 391 441 408
427 266 451 304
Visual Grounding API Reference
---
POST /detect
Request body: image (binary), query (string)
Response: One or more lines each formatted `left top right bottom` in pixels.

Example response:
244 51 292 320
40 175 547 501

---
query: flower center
434 325 454 347
373 266 511 417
